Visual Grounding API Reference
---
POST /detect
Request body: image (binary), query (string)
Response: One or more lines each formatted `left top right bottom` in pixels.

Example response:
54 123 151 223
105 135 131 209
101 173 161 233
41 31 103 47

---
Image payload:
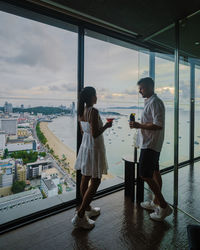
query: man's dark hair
137 77 154 88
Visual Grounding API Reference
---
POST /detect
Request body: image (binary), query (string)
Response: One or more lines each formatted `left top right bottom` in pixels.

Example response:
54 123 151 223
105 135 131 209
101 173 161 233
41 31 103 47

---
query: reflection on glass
0 11 77 224
179 62 190 162
155 54 174 168
194 67 200 157
85 31 143 189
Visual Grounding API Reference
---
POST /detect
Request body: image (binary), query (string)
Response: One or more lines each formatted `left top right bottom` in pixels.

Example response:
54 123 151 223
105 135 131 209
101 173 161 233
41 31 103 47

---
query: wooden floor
0 163 200 250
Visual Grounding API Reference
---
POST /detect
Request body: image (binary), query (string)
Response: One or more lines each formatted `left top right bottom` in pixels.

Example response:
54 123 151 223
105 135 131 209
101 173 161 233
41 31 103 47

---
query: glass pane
85 30 143 190
155 53 175 168
149 26 176 205
194 66 200 157
179 11 200 220
179 62 190 162
0 10 77 225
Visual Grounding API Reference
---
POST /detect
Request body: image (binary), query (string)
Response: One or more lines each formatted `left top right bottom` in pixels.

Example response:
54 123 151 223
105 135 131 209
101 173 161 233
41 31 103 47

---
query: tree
62 154 66 161
39 152 46 157
12 181 26 194
3 148 9 159
10 150 38 164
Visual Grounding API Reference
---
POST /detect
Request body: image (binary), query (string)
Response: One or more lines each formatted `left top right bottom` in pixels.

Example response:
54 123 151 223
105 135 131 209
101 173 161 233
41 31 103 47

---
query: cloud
124 88 138 95
62 83 76 92
49 85 60 91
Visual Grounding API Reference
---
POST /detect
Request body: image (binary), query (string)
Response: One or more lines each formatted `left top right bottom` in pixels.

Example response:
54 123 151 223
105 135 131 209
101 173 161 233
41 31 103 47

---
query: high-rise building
71 102 75 116
0 160 15 189
16 164 26 182
26 159 52 179
4 102 13 114
0 119 17 135
40 174 59 198
0 131 6 156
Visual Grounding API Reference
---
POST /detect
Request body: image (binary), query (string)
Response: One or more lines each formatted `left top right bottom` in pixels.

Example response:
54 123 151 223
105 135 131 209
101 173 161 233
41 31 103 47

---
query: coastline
40 122 76 171
40 121 113 180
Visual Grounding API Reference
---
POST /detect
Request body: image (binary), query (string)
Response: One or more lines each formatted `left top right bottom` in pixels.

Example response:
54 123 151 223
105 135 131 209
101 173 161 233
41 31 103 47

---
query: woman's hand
104 121 113 129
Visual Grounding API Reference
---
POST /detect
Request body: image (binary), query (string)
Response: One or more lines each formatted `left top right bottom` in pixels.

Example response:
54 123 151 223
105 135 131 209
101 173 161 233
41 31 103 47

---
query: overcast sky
0 10 199 109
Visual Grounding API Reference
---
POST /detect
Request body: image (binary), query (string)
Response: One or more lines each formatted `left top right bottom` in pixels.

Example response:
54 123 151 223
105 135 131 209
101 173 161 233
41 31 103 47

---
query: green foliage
10 150 38 164
3 148 9 159
13 106 71 115
41 190 47 199
36 122 47 145
12 181 26 194
49 149 54 154
39 152 46 157
58 184 63 194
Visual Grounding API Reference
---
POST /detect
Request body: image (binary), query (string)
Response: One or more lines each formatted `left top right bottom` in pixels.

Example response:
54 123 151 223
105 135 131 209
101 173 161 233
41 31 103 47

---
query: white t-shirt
137 94 165 152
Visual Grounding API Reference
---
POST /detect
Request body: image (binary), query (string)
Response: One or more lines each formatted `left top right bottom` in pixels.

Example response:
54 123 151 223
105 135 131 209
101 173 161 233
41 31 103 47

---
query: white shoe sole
140 202 156 211
150 207 173 221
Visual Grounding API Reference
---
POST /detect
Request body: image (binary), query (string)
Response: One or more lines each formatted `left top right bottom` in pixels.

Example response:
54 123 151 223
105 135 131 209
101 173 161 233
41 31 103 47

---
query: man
130 77 173 221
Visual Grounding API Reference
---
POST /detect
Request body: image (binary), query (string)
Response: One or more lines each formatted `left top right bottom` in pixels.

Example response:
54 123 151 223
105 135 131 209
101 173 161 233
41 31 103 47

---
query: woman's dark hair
78 86 96 117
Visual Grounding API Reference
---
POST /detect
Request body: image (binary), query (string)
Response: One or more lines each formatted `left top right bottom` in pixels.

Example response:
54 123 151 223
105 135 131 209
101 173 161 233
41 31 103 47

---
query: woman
71 86 112 229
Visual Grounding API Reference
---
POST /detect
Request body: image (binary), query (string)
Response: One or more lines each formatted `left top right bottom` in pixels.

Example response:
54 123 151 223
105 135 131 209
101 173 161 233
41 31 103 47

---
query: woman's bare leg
78 178 101 218
80 175 91 211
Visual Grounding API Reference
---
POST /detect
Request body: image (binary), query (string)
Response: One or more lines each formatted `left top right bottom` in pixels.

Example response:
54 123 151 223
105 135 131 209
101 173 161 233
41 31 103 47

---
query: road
32 120 76 189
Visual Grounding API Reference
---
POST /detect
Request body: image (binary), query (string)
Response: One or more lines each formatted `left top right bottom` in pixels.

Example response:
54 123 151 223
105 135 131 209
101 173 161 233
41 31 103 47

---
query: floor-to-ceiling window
194 66 200 158
155 54 175 169
0 10 77 225
179 62 190 162
85 30 146 190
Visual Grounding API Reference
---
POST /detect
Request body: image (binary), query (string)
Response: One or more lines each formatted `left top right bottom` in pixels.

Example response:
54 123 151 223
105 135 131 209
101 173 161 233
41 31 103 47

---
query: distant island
0 106 71 115
100 111 121 116
108 106 143 110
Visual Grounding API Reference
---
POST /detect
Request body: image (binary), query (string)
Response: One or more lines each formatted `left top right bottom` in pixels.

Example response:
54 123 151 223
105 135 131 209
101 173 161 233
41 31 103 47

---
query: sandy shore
40 122 76 171
40 122 113 180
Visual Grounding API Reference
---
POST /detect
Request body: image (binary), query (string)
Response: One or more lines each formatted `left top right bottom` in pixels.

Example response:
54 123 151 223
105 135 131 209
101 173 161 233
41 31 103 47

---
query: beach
40 122 76 171
40 121 113 180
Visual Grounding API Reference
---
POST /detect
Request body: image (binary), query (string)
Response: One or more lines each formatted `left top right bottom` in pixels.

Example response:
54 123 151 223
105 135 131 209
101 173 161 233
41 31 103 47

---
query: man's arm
129 121 162 130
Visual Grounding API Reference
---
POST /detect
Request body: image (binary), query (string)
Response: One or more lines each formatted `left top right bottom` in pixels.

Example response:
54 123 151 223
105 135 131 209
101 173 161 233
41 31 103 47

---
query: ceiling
38 0 200 58
2 0 200 58
48 0 199 38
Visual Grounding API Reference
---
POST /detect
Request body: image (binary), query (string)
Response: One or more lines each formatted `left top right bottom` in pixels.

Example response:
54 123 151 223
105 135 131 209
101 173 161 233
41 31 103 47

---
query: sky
0 10 199 109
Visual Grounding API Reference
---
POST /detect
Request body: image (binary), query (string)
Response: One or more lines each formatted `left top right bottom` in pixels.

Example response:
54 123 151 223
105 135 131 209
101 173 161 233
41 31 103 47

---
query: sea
48 107 200 178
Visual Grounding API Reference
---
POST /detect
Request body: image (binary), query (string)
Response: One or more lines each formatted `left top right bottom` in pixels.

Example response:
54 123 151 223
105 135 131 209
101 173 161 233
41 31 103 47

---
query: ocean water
48 108 200 178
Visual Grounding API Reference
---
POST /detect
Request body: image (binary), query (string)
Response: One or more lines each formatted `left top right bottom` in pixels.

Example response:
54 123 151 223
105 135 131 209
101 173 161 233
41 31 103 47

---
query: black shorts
139 148 160 178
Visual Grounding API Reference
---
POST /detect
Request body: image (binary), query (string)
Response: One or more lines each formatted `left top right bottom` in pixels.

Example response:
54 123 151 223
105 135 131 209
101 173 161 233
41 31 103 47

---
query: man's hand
129 121 141 129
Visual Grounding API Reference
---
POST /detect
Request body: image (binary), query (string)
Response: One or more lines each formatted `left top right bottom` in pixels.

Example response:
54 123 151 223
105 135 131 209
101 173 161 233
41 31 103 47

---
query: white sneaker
140 201 156 211
150 205 173 221
71 212 95 229
85 207 101 218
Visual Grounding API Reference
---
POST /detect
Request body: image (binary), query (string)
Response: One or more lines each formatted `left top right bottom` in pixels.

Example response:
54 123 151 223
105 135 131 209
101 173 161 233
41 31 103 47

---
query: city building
59 105 66 110
26 159 53 180
0 131 6 156
16 164 26 182
71 102 75 116
5 141 36 153
0 160 15 196
40 174 59 198
0 119 17 135
0 188 42 211
4 102 13 114
17 128 30 138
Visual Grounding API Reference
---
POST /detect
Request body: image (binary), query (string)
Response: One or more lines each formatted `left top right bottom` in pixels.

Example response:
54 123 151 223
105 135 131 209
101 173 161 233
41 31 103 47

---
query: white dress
74 108 108 178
